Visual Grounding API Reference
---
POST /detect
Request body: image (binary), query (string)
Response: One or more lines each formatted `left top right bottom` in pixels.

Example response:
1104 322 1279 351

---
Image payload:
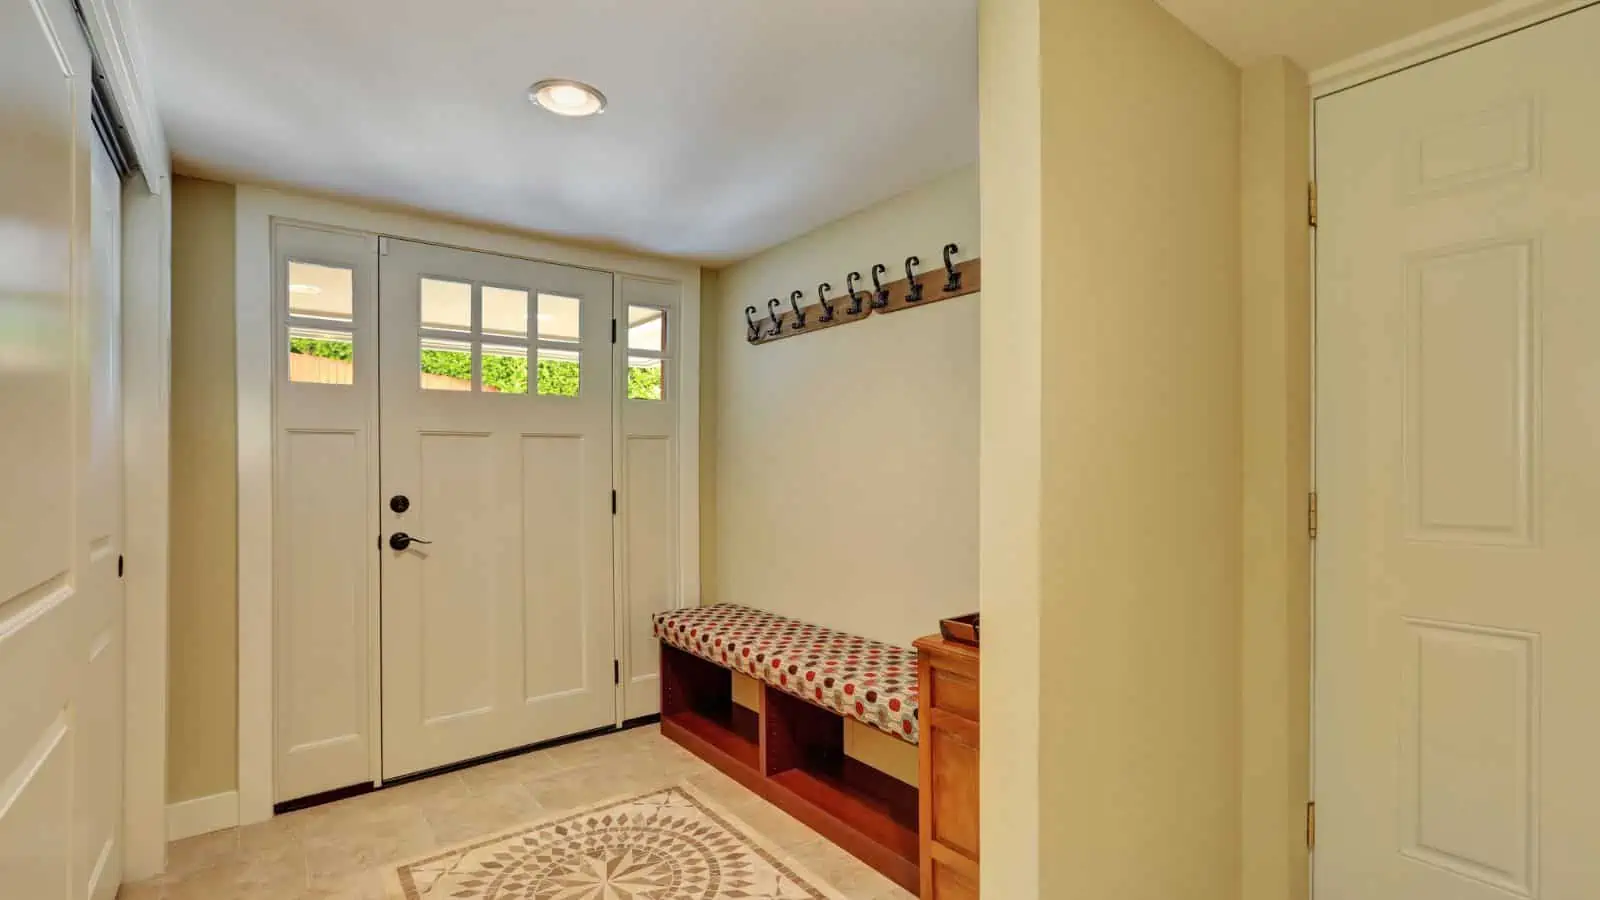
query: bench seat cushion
654 604 920 745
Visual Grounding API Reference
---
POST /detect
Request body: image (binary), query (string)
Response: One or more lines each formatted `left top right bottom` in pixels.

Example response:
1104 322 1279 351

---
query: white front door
379 239 618 778
0 0 126 894
1315 7 1600 898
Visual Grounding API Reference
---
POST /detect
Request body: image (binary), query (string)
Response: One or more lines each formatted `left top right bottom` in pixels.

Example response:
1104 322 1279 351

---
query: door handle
388 532 433 551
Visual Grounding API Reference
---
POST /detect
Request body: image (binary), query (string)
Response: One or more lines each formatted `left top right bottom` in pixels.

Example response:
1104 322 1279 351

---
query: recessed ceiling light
528 79 606 118
289 284 322 295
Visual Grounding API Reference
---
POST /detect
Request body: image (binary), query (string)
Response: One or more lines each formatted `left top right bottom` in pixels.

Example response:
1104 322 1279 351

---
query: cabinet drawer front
930 727 980 858
929 666 980 720
932 858 979 900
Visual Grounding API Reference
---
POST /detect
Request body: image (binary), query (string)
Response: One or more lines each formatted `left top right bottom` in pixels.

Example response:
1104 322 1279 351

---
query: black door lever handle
388 532 432 551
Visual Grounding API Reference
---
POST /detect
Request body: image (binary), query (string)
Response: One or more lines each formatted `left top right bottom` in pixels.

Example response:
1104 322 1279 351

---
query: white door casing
379 239 618 779
0 0 126 894
272 222 380 802
1315 6 1600 898
617 277 681 721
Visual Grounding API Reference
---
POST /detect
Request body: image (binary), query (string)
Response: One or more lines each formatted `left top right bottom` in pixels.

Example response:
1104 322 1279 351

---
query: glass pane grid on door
286 259 359 386
625 304 668 401
417 279 586 396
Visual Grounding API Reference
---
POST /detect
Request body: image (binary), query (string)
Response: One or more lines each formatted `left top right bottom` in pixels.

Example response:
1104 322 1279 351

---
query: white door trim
120 178 171 880
1310 0 1599 97
234 185 701 824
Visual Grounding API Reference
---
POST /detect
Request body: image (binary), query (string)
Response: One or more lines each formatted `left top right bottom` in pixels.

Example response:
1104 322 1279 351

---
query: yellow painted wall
982 0 1244 895
1240 56 1313 900
168 175 239 802
706 167 980 646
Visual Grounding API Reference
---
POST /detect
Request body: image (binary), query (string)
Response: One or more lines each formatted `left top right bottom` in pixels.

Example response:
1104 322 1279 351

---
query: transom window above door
417 277 585 397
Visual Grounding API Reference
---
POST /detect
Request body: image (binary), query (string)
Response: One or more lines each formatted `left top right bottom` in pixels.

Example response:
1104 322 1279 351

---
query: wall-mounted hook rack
744 245 981 346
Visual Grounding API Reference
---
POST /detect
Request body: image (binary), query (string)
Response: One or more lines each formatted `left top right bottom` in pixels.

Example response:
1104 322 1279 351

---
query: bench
654 604 921 892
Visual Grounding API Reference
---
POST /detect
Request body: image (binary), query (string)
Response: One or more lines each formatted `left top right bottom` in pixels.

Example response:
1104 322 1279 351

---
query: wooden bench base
660 643 920 894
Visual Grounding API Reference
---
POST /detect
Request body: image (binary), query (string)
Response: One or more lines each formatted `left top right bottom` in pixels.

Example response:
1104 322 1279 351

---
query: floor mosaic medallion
390 783 845 899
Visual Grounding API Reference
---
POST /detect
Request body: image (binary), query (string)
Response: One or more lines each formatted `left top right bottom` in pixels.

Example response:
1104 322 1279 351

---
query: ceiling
141 0 977 263
1156 0 1503 70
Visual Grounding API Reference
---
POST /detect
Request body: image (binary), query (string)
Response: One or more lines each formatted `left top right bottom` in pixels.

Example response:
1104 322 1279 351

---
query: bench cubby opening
659 640 921 893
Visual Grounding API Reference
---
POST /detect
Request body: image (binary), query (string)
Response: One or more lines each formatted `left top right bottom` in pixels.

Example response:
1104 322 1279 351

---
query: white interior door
0 0 125 894
1315 7 1600 898
273 223 380 802
380 239 617 779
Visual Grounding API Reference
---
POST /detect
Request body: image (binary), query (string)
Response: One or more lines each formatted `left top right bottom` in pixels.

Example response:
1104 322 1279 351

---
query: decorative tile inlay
391 784 844 899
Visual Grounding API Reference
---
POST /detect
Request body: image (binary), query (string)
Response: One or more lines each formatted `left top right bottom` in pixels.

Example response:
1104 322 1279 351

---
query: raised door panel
521 435 590 702
276 429 372 798
623 435 674 715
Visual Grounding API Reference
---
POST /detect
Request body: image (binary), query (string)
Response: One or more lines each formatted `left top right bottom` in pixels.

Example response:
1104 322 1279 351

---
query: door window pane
627 356 664 401
420 278 472 332
420 337 473 391
288 262 353 322
482 344 530 394
536 347 581 397
287 326 354 385
537 294 581 344
482 286 529 340
627 305 665 352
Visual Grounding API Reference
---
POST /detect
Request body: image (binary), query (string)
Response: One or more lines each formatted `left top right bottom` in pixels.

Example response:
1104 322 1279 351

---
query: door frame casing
234 185 702 824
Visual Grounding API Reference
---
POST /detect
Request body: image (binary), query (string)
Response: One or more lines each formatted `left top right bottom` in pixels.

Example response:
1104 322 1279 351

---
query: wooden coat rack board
744 244 982 346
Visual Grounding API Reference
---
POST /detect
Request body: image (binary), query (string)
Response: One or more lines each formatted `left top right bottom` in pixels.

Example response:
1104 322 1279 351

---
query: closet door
379 239 617 778
0 2 126 896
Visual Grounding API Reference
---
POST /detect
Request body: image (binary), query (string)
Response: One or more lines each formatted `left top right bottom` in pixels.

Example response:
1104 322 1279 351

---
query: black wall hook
789 290 808 329
942 243 962 292
745 305 761 341
904 255 924 303
767 298 783 336
846 272 866 315
816 283 835 322
870 263 889 309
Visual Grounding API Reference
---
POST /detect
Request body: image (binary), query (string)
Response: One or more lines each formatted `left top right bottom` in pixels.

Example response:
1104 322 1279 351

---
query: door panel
617 276 681 720
1315 7 1600 897
273 224 379 802
381 239 616 778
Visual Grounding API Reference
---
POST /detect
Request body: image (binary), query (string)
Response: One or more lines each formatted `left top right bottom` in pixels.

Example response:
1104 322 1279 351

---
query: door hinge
611 318 618 344
117 555 124 578
1308 492 1319 539
1308 181 1318 228
612 490 618 515
613 660 621 685
378 236 390 255
1306 801 1316 850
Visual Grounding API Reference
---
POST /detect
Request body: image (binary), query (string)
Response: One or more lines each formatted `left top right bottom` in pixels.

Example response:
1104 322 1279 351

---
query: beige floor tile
129 724 911 900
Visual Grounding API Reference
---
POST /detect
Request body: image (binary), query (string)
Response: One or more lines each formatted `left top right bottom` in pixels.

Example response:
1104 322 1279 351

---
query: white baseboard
165 791 239 842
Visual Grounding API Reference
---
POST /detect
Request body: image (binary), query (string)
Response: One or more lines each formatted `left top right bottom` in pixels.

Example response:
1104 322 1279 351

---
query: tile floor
119 725 917 900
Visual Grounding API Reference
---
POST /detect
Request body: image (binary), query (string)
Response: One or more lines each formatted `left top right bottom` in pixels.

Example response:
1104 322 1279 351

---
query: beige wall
168 175 239 803
704 166 980 646
981 0 1244 896
1240 56 1313 900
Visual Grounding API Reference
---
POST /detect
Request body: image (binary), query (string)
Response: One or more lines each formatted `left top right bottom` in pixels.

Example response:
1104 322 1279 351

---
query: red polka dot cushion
654 604 920 745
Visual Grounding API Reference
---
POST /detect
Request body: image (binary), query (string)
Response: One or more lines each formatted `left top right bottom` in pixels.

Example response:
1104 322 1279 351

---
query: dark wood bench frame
659 642 920 893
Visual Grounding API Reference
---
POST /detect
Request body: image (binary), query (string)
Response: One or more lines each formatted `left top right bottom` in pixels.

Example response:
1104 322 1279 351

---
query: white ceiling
142 0 977 263
1156 0 1503 70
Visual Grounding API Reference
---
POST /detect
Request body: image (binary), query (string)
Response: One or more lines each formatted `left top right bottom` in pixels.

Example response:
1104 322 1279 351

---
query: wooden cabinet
916 635 980 899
